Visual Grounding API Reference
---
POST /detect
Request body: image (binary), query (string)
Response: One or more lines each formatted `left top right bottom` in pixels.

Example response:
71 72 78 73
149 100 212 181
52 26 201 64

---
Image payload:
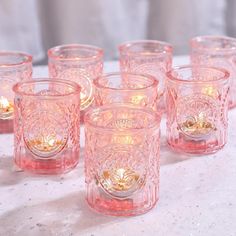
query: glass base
0 119 13 134
167 136 225 154
14 153 79 175
86 183 158 216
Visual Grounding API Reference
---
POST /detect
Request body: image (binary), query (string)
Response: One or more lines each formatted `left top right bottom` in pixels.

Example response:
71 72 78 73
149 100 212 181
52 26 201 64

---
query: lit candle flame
202 86 218 98
131 95 146 105
80 91 86 100
0 96 14 119
47 136 56 147
0 96 10 108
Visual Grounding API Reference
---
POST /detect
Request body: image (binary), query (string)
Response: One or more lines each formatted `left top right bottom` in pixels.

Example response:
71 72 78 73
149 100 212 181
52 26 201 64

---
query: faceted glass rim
84 104 161 133
191 35 236 53
0 51 32 67
167 65 230 85
93 72 158 92
48 44 104 61
13 78 81 98
119 39 173 56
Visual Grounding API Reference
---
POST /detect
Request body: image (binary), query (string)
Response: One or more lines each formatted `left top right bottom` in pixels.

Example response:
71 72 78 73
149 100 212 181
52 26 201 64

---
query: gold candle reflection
180 112 216 137
99 133 143 196
27 135 65 156
112 134 135 145
101 168 140 192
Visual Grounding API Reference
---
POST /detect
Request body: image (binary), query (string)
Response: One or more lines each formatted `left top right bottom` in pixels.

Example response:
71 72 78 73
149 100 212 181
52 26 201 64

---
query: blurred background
0 0 236 64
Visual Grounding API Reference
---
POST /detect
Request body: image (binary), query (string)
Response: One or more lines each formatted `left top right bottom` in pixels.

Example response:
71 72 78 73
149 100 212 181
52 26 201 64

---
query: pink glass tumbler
166 65 229 154
119 40 173 112
13 79 81 174
48 44 103 119
0 51 32 133
191 35 236 108
93 72 158 110
84 104 160 216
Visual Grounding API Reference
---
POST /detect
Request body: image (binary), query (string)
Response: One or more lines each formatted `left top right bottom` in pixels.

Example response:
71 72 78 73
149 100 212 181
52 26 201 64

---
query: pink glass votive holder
48 44 104 119
191 35 236 108
166 65 229 154
13 79 81 174
93 72 158 111
0 51 32 133
84 104 161 216
119 40 173 112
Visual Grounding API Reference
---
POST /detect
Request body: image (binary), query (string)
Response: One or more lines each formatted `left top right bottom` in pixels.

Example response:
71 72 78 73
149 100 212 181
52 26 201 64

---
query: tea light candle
0 96 13 119
191 35 236 108
180 112 216 138
0 51 32 133
13 79 81 174
166 65 229 154
119 40 173 112
84 104 160 216
48 44 104 122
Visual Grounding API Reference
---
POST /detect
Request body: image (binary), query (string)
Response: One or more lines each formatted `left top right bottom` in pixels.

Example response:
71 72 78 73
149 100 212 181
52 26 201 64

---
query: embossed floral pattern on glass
191 35 236 108
48 44 103 118
93 72 158 111
13 79 81 174
0 51 32 133
84 104 160 216
166 65 230 154
119 40 172 112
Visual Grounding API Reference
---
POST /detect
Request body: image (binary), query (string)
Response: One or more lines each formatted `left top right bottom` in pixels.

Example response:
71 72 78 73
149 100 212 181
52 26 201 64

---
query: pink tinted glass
93 72 158 111
48 44 103 118
191 35 236 108
13 79 81 174
166 65 229 154
84 104 160 216
0 51 32 133
119 40 173 112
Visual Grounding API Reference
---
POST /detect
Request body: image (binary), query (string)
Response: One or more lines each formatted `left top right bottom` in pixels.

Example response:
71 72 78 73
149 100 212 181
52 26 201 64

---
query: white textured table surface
1 57 236 236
